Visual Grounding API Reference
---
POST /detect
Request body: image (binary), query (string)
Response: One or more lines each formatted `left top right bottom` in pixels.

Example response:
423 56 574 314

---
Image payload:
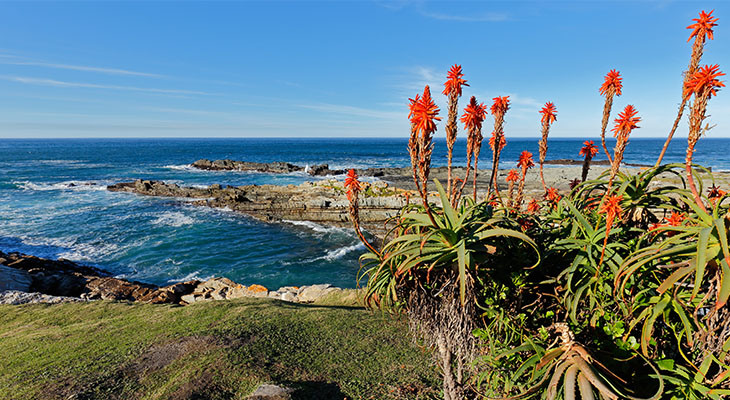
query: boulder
247 384 292 400
0 265 32 292
297 284 339 303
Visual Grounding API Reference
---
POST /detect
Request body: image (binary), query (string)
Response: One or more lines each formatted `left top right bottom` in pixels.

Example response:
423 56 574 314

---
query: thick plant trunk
438 334 461 400
407 277 476 400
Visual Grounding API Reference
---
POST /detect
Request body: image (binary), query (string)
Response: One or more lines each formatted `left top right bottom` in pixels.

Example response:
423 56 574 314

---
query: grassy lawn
0 297 439 400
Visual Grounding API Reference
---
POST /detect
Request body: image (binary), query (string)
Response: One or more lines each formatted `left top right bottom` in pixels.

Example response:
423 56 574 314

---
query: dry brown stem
445 91 459 196
538 121 550 193
656 38 706 166
600 91 615 163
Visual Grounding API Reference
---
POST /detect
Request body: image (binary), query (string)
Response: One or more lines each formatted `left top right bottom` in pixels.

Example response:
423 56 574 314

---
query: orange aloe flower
579 140 599 158
443 65 468 198
344 168 379 256
708 184 727 199
599 69 622 163
442 64 469 97
683 64 726 99
513 151 534 210
657 11 720 167
599 195 623 266
687 10 719 43
527 198 540 213
460 96 487 131
506 169 519 183
345 169 361 196
545 187 561 203
409 86 441 135
600 69 623 97
611 105 641 138
539 102 557 125
490 96 510 116
489 131 506 151
650 212 685 235
569 178 582 190
518 151 535 170
601 195 623 229
666 211 685 226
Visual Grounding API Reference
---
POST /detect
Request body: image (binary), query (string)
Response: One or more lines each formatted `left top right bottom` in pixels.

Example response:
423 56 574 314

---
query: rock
307 164 344 176
0 265 32 292
198 277 237 292
0 290 86 305
297 284 338 303
280 292 296 302
267 291 281 300
180 294 197 304
107 178 405 238
247 384 293 400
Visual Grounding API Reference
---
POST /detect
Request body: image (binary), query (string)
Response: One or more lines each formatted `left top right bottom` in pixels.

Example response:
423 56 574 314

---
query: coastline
4 159 730 306
0 250 357 306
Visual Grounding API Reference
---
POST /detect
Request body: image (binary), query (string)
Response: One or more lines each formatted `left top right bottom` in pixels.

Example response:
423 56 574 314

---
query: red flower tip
600 195 623 221
345 169 361 195
407 94 421 120
683 64 725 99
506 169 520 183
490 96 510 116
579 140 599 158
599 69 623 96
569 178 582 190
539 102 557 125
409 86 441 134
545 187 561 202
688 10 719 43
442 64 469 97
708 184 727 199
517 151 535 170
611 105 640 138
527 198 540 213
666 212 685 227
460 96 487 131
489 130 506 151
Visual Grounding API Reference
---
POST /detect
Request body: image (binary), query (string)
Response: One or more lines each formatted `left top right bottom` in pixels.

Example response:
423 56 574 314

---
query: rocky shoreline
0 251 351 306
108 177 409 238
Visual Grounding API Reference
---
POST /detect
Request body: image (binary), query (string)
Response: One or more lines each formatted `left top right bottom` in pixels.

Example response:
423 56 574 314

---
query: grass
0 297 440 400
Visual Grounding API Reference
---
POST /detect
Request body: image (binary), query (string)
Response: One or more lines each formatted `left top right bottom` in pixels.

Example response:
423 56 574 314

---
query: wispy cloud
418 10 509 22
1 60 163 78
298 103 401 120
1 76 211 96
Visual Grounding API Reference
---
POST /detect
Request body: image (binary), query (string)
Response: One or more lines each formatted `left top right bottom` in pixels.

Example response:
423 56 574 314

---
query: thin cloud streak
1 76 212 96
298 103 401 120
2 60 163 78
418 10 509 22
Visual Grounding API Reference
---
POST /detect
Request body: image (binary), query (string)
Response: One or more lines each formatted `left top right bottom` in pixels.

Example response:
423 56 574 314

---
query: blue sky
0 1 728 138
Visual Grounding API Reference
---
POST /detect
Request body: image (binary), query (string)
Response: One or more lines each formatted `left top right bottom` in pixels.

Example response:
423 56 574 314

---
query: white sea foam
13 180 110 192
319 243 365 261
151 211 196 227
174 271 215 283
58 242 121 262
282 220 349 234
304 243 365 263
163 164 195 171
8 235 121 263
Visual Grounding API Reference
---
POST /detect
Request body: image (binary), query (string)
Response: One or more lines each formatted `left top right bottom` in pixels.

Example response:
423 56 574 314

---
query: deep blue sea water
1 137 729 288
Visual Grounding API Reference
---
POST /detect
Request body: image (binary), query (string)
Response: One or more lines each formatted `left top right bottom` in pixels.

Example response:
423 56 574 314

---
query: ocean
1 137 728 289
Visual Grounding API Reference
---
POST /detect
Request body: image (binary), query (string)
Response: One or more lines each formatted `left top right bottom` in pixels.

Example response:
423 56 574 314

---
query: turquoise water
1 137 728 288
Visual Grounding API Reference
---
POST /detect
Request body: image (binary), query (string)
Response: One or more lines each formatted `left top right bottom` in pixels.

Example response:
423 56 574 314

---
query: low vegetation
348 9 729 400
0 297 440 400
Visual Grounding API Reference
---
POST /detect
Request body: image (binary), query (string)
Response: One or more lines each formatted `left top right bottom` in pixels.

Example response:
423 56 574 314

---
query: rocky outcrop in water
0 251 353 306
191 159 345 176
108 179 409 237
